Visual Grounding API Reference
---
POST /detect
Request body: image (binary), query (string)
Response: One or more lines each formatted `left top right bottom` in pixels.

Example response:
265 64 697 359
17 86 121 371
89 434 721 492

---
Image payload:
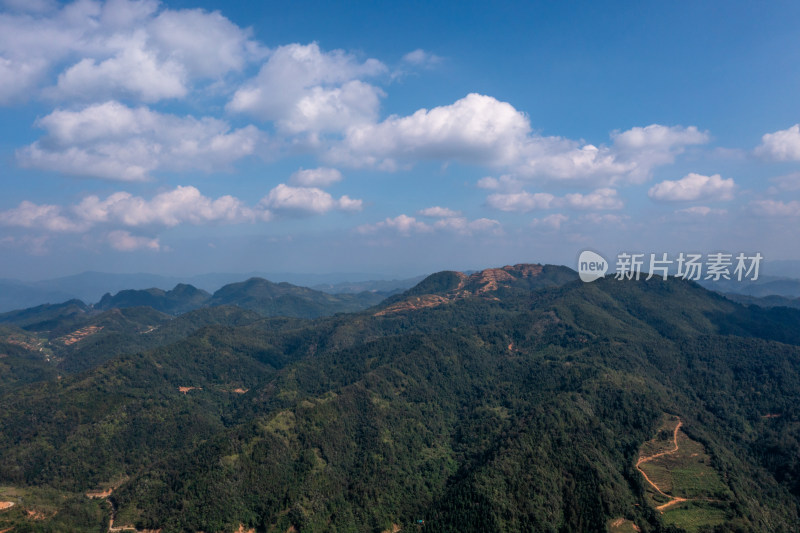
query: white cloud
513 124 708 183
486 191 555 212
612 124 709 151
147 6 263 78
401 49 442 67
486 188 621 212
228 42 386 133
755 124 800 161
768 171 800 193
580 213 629 225
0 200 87 232
0 186 270 235
289 167 342 187
74 186 262 227
337 195 363 212
357 213 499 236
433 216 502 235
329 93 531 170
676 206 727 216
107 230 160 251
418 206 461 218
476 175 522 191
0 0 263 104
260 183 362 214
750 199 800 217
17 101 263 180
327 93 708 184
357 214 431 236
563 188 623 210
53 32 188 102
531 213 568 230
648 173 735 202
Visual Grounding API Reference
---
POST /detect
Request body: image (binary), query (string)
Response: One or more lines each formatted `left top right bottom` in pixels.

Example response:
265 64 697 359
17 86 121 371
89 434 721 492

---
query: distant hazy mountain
722 292 800 309
208 277 386 318
0 271 423 312
701 275 800 298
0 279 78 313
311 275 426 295
95 284 212 315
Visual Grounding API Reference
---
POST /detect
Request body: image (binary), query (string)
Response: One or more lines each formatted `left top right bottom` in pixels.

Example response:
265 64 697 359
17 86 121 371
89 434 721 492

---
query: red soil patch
60 325 103 346
25 510 46 520
178 386 202 394
374 294 450 316
0 502 14 511
86 489 113 499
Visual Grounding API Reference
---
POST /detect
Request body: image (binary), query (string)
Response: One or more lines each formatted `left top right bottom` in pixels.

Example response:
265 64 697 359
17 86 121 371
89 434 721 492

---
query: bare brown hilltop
375 263 575 316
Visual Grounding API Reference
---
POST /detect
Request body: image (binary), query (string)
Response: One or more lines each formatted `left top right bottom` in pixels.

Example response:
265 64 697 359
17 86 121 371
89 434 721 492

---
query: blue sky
1 0 799 280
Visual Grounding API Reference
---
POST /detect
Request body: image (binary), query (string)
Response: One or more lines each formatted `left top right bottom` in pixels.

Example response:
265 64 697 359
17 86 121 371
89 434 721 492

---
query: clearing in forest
637 415 733 532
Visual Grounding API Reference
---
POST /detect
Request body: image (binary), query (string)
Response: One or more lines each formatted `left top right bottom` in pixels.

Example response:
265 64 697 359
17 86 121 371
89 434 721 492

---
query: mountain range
0 264 799 532
0 271 424 313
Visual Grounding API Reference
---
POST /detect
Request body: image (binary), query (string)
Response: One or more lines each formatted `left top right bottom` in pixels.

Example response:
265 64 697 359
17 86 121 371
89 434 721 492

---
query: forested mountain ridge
0 264 799 532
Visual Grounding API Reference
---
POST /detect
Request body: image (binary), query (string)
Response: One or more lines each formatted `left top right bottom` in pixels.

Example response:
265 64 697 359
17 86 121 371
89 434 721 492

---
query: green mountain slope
95 283 212 315
208 277 386 318
1 265 799 532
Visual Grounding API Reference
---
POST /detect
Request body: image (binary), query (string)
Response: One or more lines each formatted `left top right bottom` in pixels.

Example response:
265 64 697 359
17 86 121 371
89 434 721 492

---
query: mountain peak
376 263 575 315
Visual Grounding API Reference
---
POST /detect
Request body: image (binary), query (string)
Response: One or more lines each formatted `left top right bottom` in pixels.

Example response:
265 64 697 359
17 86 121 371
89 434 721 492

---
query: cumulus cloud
486 188 622 212
0 200 88 232
755 124 800 161
476 175 523 191
53 33 188 102
0 186 267 233
648 173 735 202
580 213 629 225
486 191 555 212
357 214 431 236
260 183 362 214
74 186 263 226
401 49 442 67
17 101 263 180
612 124 709 151
0 0 262 104
432 216 502 235
418 206 461 218
531 213 568 230
750 199 800 217
228 42 386 133
768 171 800 194
329 93 531 169
327 93 708 184
676 206 727 216
563 188 623 210
357 212 500 236
288 167 342 187
107 229 160 251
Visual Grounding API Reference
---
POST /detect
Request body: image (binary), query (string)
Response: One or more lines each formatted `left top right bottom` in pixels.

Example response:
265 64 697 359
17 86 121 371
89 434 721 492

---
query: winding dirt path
636 418 689 512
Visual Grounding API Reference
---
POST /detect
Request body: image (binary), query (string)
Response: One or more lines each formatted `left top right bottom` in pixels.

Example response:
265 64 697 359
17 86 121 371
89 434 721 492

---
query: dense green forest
1 264 799 532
